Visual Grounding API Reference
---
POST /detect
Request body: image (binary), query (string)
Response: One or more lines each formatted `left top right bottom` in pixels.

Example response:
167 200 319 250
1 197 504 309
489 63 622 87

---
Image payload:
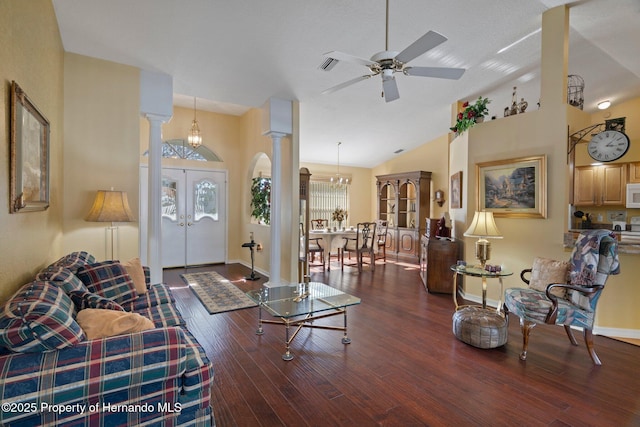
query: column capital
263 131 289 140
143 113 172 123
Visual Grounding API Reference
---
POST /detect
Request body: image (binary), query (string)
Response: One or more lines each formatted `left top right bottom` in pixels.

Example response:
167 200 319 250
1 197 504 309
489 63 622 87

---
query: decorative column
140 70 173 285
144 114 169 284
262 98 293 287
267 132 285 286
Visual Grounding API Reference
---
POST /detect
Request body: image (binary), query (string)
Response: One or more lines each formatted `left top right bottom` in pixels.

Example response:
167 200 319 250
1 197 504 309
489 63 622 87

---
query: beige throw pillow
76 308 155 340
122 257 147 295
528 257 570 298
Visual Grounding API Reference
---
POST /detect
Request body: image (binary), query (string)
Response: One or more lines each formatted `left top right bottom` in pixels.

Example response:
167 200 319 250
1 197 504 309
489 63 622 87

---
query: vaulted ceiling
52 0 640 167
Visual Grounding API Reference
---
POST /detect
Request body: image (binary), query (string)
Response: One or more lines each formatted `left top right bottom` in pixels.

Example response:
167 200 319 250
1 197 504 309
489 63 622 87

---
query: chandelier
187 97 202 148
330 142 350 188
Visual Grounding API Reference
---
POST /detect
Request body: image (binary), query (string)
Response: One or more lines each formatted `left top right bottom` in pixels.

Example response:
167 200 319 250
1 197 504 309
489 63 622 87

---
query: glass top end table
450 265 513 312
246 282 361 360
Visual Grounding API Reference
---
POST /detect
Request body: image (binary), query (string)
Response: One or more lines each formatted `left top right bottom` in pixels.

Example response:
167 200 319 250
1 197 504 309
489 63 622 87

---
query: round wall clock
587 130 630 162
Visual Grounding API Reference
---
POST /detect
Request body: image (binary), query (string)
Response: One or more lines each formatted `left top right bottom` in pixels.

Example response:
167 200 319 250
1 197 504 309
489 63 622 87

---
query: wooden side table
420 236 460 293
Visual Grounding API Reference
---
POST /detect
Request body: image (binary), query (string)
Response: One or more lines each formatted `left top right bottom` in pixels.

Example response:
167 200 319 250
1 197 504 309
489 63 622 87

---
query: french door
140 166 227 268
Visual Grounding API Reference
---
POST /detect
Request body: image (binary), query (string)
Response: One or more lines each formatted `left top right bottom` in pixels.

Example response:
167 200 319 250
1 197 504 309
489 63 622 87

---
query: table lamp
85 190 135 260
463 211 502 267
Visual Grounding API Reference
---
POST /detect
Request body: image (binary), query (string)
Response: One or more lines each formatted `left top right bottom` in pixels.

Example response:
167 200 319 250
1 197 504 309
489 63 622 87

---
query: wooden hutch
376 171 431 261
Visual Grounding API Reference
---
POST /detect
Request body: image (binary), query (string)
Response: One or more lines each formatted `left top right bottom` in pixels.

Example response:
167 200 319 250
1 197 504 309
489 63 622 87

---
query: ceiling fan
319 0 465 102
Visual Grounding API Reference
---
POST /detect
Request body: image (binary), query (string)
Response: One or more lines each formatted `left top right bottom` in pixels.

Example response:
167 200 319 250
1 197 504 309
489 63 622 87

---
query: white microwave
626 184 640 208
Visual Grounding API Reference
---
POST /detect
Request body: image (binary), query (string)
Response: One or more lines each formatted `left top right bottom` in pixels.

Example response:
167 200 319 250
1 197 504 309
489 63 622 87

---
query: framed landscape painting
476 155 546 218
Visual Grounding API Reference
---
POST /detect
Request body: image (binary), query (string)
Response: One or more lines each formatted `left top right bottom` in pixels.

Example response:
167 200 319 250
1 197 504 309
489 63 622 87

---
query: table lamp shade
464 211 502 239
464 211 502 267
85 190 134 223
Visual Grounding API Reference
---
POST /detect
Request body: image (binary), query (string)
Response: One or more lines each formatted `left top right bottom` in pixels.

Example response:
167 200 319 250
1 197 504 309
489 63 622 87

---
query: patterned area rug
180 271 257 315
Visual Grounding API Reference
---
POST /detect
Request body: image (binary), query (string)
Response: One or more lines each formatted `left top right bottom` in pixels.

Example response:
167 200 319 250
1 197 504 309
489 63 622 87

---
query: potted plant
450 96 491 134
250 177 271 225
332 207 348 230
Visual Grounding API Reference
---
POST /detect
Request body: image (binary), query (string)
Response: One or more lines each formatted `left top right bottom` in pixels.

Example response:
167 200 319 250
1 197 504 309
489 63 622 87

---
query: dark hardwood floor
164 258 640 427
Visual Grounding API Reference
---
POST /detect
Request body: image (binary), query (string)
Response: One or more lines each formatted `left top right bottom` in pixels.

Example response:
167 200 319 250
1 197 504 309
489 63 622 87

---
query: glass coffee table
246 282 361 360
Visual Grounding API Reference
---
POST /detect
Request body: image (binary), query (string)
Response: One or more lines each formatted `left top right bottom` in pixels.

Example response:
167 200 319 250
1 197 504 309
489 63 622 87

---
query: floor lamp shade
464 211 502 267
85 190 135 223
85 190 134 260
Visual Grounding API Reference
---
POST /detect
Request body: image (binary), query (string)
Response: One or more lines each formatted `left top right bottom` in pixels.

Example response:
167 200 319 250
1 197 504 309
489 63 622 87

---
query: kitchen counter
565 230 640 254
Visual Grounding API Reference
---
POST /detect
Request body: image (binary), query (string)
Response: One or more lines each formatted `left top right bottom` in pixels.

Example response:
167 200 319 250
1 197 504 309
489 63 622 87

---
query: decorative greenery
250 177 271 225
450 96 491 134
332 207 348 223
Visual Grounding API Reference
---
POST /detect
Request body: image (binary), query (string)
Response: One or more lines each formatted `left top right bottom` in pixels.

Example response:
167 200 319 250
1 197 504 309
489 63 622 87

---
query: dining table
309 229 357 270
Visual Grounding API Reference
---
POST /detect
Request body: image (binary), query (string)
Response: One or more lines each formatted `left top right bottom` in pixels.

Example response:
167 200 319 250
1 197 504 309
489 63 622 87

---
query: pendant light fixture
330 141 350 188
187 96 202 148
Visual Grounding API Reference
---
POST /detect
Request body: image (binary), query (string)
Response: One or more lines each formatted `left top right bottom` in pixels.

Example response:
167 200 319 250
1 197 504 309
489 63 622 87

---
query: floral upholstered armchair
504 230 620 365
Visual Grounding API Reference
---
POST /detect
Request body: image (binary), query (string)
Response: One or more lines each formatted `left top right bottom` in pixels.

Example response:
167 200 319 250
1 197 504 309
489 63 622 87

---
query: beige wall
155 105 299 282
371 134 451 222
298 162 373 226
1 2 636 334
0 1 65 303
145 104 242 263
62 54 140 262
582 93 640 332
239 107 298 281
448 6 640 335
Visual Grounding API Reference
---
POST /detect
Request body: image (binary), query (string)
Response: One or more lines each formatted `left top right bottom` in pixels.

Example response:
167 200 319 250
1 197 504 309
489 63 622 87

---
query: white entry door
139 166 226 268
161 168 226 267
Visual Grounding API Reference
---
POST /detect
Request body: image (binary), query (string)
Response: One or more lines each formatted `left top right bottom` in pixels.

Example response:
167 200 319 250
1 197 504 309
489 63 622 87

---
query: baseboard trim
462 291 640 340
594 326 640 340
229 259 269 279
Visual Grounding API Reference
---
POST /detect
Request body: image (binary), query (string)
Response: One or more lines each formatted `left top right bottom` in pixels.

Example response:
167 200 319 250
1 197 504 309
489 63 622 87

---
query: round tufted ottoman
452 306 508 349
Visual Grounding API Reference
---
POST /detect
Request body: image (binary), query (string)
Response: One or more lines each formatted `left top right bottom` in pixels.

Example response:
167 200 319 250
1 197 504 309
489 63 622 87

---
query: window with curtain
309 181 350 227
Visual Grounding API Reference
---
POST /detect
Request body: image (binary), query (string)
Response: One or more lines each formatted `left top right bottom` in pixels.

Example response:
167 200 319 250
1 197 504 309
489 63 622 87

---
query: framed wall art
450 171 462 209
476 155 546 218
10 81 50 213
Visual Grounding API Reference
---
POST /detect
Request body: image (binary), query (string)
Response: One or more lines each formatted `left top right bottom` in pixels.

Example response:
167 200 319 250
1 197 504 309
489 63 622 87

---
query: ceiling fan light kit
320 0 465 102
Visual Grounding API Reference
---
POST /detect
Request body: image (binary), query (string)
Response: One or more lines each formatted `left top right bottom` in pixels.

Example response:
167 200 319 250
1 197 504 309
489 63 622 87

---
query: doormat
180 271 257 315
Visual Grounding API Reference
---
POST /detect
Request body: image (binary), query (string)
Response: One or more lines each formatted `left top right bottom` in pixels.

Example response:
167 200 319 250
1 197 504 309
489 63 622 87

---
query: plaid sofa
0 252 214 426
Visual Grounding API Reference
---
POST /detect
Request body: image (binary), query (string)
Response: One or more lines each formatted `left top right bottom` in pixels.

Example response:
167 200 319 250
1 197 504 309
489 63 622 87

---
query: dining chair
504 230 620 365
300 223 325 268
310 219 328 230
374 219 389 262
341 222 377 272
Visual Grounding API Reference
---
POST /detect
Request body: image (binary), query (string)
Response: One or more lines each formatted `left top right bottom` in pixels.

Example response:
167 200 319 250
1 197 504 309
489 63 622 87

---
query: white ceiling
52 0 640 168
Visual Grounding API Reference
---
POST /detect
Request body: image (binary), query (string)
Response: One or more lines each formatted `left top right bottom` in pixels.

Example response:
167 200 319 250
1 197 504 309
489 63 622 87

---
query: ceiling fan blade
382 77 400 102
395 31 448 64
322 75 373 95
322 51 378 68
404 66 466 80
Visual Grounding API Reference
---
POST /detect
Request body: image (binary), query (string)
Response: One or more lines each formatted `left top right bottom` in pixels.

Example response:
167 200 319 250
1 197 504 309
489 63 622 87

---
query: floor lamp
85 190 135 260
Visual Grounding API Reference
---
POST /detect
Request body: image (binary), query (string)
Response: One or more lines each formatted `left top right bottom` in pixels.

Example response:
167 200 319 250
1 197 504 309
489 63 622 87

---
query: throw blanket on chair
570 230 620 288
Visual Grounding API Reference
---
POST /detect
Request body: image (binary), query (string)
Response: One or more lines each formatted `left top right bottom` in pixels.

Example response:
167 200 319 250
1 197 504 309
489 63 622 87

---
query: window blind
309 181 350 227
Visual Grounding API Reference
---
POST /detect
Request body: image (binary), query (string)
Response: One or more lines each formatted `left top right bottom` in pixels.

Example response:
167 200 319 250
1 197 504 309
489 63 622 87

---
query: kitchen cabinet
574 164 626 206
376 171 431 261
420 236 461 293
629 162 640 183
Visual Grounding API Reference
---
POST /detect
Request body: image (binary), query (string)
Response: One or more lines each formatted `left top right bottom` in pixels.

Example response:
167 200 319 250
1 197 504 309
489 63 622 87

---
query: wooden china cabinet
376 171 431 261
298 167 311 282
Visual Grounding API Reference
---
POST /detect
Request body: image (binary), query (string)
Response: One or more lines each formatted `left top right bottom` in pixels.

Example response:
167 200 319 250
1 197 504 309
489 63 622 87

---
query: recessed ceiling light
597 100 611 110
